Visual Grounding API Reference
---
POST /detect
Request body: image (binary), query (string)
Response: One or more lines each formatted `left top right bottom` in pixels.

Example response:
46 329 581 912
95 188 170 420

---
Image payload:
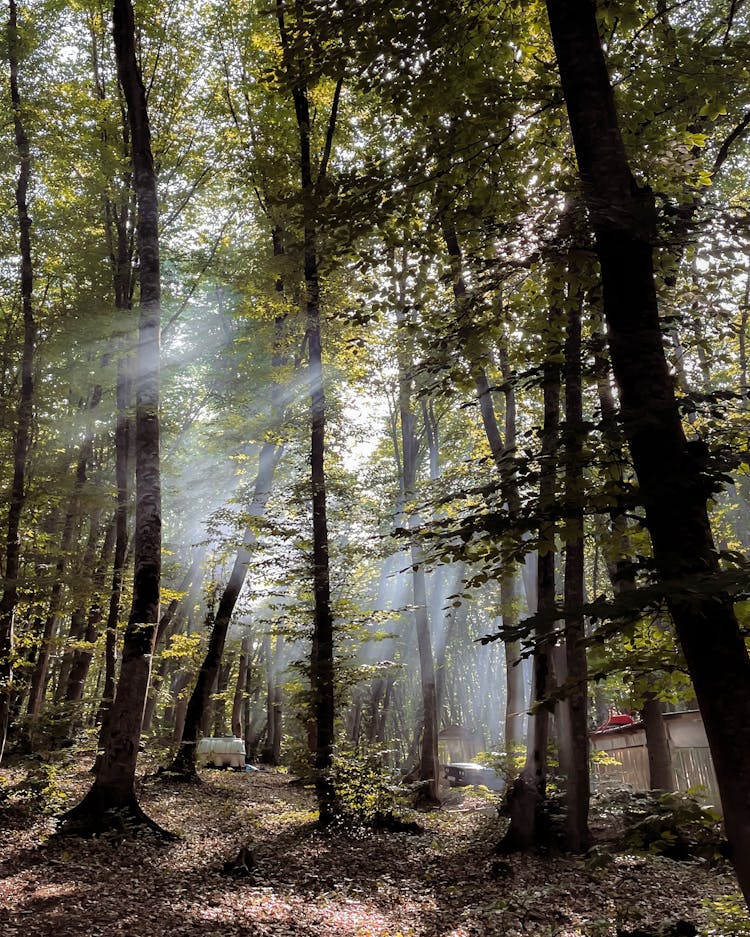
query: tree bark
439 212 532 757
503 573 526 754
596 357 676 792
61 0 165 833
141 550 206 735
231 635 250 739
62 510 113 712
545 0 750 904
0 0 35 765
212 659 231 737
561 265 589 852
393 253 440 805
27 435 96 722
261 632 284 764
502 286 562 853
95 358 131 738
276 0 340 824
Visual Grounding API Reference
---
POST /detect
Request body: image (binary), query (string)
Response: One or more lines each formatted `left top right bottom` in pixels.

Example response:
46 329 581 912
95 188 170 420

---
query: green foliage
1 759 69 814
162 632 204 664
329 748 402 833
701 894 750 936
475 746 525 785
622 791 726 862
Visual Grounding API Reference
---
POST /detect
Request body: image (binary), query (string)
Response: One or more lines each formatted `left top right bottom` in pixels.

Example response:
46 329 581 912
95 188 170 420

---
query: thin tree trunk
740 255 750 405
169 670 192 742
440 213 531 759
165 439 282 778
561 265 589 852
61 510 111 709
503 573 526 753
545 0 750 904
28 436 96 721
434 565 468 715
212 659 231 737
95 358 131 736
0 0 35 765
141 551 206 734
596 360 675 792
502 284 562 853
261 632 284 764
393 252 440 805
642 695 675 791
276 0 340 824
241 637 265 761
231 635 250 738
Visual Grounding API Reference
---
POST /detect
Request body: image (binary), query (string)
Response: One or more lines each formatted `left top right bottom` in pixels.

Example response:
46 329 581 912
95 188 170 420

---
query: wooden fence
590 710 721 810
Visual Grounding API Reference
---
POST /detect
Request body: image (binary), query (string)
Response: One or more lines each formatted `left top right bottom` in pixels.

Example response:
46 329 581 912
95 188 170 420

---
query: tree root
56 788 178 840
156 745 199 784
154 763 200 784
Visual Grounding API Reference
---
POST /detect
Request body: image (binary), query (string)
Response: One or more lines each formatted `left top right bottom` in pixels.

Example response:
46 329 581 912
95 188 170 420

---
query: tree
274 0 343 826
61 0 164 833
0 0 35 765
545 0 750 906
501 272 562 853
393 250 440 804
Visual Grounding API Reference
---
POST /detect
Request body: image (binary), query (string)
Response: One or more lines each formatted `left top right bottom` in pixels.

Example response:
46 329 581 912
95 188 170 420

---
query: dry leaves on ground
0 759 747 936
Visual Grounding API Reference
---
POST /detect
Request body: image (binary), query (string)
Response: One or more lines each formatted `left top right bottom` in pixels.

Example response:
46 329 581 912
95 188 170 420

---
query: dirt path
0 763 745 936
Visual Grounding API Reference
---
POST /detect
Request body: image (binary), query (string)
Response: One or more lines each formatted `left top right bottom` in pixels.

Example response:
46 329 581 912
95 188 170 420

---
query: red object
595 711 636 731
608 713 635 726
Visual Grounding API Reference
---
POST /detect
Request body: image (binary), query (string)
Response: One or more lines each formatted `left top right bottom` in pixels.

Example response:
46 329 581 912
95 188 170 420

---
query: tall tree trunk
561 262 589 852
141 550 206 735
0 0 35 765
91 0 136 738
393 253 440 805
434 564 468 715
501 287 562 853
642 695 675 792
740 257 750 405
64 516 115 708
545 0 750 904
261 632 284 765
276 1 341 824
169 670 192 742
61 0 164 833
212 659 231 737
95 358 131 737
59 510 109 712
165 439 282 778
503 573 526 754
439 213 531 756
596 372 675 792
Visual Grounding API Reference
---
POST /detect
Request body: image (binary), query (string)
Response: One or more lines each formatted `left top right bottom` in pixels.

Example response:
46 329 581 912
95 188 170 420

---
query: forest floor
0 756 748 937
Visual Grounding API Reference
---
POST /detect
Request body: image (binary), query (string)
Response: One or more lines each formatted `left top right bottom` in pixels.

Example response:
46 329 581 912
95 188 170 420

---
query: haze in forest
1 0 750 928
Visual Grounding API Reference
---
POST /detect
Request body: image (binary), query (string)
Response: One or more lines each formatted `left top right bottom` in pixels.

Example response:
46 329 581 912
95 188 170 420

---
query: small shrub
622 790 726 861
475 745 529 786
329 748 405 834
3 759 69 814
